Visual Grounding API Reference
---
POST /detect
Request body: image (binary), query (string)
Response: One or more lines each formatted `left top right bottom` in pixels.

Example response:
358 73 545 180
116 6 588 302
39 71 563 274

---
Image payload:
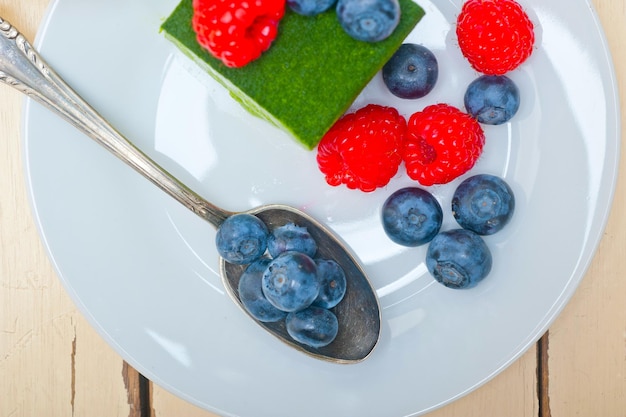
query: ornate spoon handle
0 17 231 227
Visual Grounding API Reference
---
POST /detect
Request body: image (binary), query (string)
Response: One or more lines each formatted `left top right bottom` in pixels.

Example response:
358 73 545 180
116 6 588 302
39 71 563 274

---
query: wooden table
1 0 624 416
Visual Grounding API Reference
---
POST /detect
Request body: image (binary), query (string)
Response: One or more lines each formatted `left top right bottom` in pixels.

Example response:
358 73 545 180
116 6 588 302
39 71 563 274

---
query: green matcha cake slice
161 0 425 150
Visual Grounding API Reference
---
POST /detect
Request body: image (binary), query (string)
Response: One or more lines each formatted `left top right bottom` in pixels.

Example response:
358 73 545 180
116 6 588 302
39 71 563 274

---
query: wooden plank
122 363 153 417
0 2 136 416
546 2 626 415
71 317 136 417
152 386 220 417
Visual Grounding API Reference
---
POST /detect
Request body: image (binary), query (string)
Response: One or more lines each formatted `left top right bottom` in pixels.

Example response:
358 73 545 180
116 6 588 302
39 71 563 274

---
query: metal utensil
0 16 380 363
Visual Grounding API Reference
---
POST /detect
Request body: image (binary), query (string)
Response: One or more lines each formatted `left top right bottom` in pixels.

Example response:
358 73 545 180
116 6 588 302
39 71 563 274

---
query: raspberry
456 0 535 75
317 104 407 192
192 0 285 68
403 104 485 186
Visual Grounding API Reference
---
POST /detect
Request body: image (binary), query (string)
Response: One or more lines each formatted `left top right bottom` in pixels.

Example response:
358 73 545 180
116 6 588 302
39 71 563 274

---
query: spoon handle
0 17 231 227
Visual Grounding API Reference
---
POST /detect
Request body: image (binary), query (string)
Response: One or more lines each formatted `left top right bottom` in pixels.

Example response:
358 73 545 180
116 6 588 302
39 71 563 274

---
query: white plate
24 0 620 416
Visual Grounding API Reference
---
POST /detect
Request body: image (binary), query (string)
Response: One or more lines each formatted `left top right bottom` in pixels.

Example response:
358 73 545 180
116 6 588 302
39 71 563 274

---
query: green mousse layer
161 0 425 150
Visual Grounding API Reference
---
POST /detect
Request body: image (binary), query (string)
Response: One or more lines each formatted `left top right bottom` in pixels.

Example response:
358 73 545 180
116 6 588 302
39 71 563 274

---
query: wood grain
0 2 133 416
0 0 624 416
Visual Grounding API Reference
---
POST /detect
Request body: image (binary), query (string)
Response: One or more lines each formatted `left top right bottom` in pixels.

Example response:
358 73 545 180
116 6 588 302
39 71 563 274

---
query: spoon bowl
225 205 380 362
0 16 381 363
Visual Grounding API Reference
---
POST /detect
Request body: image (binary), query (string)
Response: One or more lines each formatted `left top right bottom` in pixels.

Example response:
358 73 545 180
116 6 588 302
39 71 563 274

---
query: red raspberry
317 105 407 193
192 0 285 68
456 0 535 75
403 104 485 186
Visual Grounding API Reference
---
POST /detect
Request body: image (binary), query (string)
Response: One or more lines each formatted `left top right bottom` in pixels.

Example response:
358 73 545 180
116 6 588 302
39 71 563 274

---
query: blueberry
452 174 515 235
286 306 339 348
336 0 400 42
287 0 336 15
382 187 443 247
267 223 317 258
215 213 268 265
262 251 320 312
238 258 288 323
464 75 520 125
383 43 438 99
426 229 492 289
313 259 347 309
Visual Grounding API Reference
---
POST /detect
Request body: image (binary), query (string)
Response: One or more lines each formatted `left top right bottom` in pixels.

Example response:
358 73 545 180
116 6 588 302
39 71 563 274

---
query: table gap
537 332 552 417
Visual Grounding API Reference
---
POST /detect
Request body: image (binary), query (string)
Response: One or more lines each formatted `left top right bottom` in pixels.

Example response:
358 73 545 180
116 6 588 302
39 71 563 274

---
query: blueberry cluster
287 0 401 42
216 217 347 348
377 41 524 288
382 174 515 289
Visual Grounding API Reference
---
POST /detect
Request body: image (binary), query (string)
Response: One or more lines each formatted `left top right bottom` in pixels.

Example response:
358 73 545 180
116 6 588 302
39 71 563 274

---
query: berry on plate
381 187 442 246
383 43 439 99
336 0 401 42
456 0 535 75
192 0 285 68
402 103 485 186
317 104 407 192
426 229 492 289
452 174 515 235
464 75 521 125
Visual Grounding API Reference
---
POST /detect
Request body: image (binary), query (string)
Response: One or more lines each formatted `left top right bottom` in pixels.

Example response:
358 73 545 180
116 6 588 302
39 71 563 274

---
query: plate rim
21 0 622 415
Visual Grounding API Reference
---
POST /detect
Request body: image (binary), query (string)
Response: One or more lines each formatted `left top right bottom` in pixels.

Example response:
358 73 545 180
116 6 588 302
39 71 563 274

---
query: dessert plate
23 0 619 416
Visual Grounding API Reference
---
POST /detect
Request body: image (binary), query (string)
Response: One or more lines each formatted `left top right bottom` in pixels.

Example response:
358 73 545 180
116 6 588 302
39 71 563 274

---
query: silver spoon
0 16 381 363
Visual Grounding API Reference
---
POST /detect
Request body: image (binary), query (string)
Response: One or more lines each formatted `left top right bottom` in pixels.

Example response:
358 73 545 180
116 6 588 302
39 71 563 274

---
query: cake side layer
161 0 425 149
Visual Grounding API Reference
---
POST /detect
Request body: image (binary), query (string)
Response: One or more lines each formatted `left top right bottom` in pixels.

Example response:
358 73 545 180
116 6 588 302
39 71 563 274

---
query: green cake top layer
161 0 425 150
